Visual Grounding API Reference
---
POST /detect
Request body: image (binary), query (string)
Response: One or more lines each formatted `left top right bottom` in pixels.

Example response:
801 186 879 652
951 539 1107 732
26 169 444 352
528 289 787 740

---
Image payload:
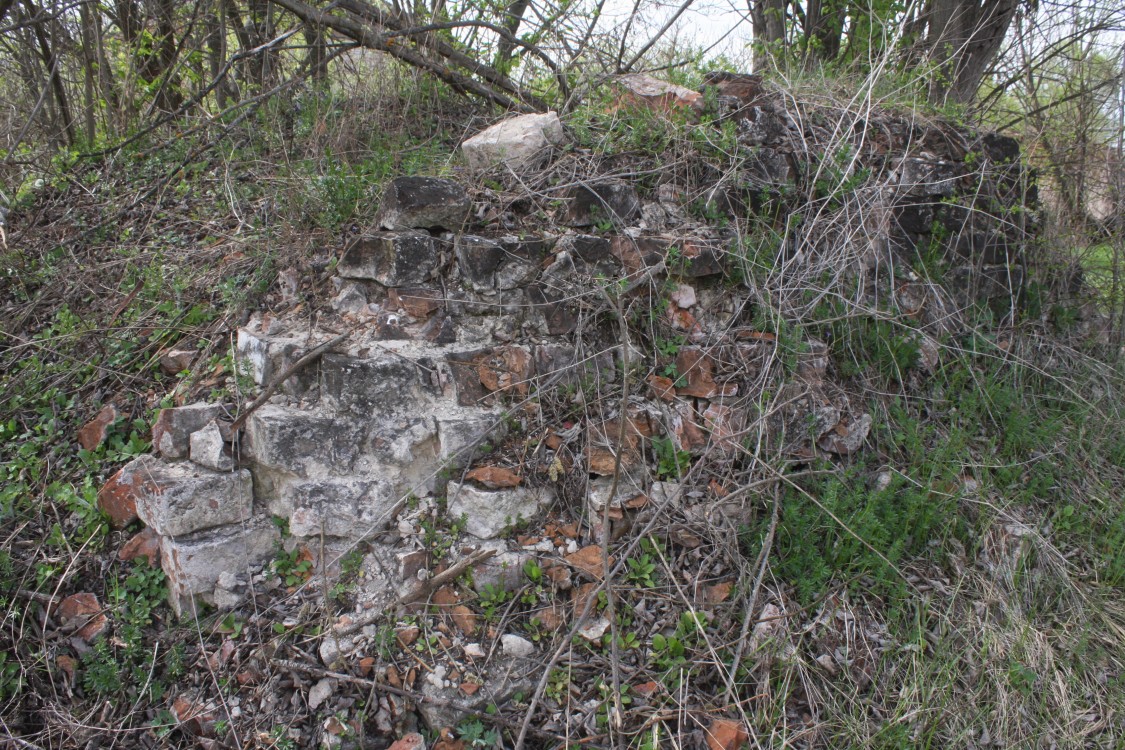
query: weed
456 718 500 748
624 552 658 588
0 651 22 701
651 436 692 480
478 584 510 621
271 546 313 587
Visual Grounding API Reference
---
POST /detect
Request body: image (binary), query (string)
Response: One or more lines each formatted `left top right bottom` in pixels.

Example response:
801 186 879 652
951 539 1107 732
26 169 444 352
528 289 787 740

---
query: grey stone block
283 479 399 539
456 235 505 289
130 456 253 537
435 410 504 467
447 481 553 539
320 353 433 416
152 403 226 459
338 231 442 287
235 329 318 394
565 181 641 227
245 404 367 479
189 420 233 471
161 517 279 617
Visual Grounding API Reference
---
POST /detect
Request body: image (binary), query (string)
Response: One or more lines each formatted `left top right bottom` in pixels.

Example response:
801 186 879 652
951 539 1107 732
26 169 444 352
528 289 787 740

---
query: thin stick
725 483 781 704
332 548 495 636
229 326 358 434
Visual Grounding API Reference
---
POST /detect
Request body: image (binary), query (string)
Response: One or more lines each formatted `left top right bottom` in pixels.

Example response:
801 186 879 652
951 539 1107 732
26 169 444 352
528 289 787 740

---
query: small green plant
478 584 510 621
456 718 500 748
218 613 244 639
522 559 543 584
624 552 658 588
270 725 298 750
0 651 23 701
545 668 571 705
329 546 367 603
271 546 313 587
651 436 692 480
656 334 685 357
650 610 709 686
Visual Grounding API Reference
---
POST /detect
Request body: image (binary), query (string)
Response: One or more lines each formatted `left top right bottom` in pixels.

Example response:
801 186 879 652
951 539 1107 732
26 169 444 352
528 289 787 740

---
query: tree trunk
23 0 75 146
748 0 787 72
79 0 98 144
927 0 1019 106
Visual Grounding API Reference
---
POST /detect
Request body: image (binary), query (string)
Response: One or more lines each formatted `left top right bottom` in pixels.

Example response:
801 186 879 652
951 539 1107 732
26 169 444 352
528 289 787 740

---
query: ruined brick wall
97 81 1035 624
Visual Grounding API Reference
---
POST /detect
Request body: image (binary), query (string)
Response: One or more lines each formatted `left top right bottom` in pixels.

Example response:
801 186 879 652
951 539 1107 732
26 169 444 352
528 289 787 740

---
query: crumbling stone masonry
99 78 1034 632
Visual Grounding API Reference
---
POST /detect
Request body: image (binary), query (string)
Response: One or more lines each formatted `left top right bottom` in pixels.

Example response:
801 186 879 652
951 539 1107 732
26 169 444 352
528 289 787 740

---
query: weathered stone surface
446 482 553 538
320 353 433 416
77 404 117 451
55 593 109 642
500 633 535 658
330 279 368 314
616 73 701 111
611 235 669 274
456 235 505 289
337 231 442 287
461 112 565 172
282 479 400 539
446 346 534 406
375 176 470 231
674 347 737 398
534 344 615 387
131 457 253 537
153 403 226 460
469 540 529 591
387 287 444 318
212 571 247 610
97 456 154 528
705 717 750 750
495 235 550 290
158 348 196 376
703 71 764 107
436 411 503 467
417 654 536 730
588 475 646 511
189 420 233 471
245 405 367 480
235 328 317 393
161 517 279 617
818 413 872 455
527 284 578 335
744 146 793 185
676 239 726 277
897 157 959 197
566 181 641 227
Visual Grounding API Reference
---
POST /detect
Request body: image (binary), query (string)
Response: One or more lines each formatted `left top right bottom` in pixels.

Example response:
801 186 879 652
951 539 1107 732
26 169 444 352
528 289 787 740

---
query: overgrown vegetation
2 0 1125 747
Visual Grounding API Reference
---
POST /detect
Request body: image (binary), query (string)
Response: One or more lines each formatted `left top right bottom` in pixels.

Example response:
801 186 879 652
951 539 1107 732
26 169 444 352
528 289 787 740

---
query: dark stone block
702 71 764 107
321 354 432 416
528 284 578 335
978 133 1020 164
743 146 792 183
565 181 641 227
611 235 668 274
676 239 726 277
457 235 505 288
894 201 934 234
338 231 442 287
376 176 470 231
